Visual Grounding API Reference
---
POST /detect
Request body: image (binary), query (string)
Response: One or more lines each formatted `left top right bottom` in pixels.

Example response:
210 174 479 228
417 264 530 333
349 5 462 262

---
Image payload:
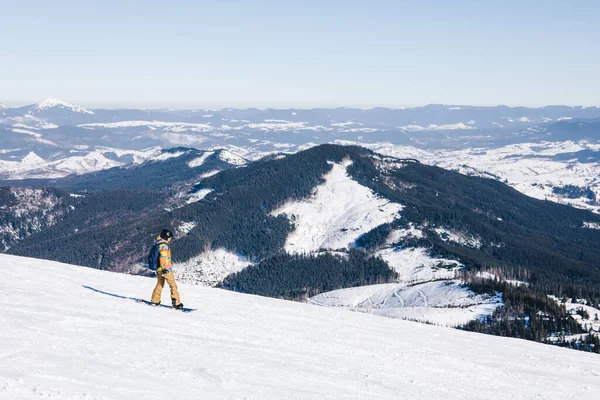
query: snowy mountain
2 143 600 351
2 253 599 399
3 100 600 349
28 98 95 115
338 140 600 214
3 101 600 203
0 150 127 180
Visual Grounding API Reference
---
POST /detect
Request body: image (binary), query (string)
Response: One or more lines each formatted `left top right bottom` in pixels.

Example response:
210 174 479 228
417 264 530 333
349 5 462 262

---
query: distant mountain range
3 98 600 217
3 99 600 129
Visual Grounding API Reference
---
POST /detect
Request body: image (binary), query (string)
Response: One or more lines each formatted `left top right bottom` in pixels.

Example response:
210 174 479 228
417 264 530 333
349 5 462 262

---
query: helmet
159 229 173 240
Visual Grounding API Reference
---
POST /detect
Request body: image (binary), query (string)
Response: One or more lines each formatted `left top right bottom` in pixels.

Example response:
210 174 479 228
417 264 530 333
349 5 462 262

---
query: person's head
159 229 173 242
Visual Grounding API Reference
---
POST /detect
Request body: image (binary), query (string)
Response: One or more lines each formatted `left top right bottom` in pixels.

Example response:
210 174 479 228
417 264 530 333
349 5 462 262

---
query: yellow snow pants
151 270 181 306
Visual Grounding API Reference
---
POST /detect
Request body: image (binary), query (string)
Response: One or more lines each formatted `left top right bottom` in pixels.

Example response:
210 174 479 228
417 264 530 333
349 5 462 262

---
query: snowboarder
150 229 184 309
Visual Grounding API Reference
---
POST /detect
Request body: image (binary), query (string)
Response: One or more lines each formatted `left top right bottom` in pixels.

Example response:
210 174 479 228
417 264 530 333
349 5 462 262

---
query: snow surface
2 254 599 399
272 160 403 253
175 249 253 287
309 280 502 327
386 224 424 244
20 152 45 166
199 169 221 179
187 151 214 168
31 98 94 114
78 121 212 131
186 189 213 204
376 247 462 285
310 243 485 326
583 222 600 230
337 140 600 213
399 123 475 131
5 115 59 130
177 221 197 235
550 296 600 334
434 227 482 249
0 151 123 180
148 150 188 162
217 150 247 166
50 152 123 175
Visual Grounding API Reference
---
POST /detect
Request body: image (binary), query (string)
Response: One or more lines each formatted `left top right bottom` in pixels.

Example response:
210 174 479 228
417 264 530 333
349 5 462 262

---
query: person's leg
151 273 165 304
163 271 181 306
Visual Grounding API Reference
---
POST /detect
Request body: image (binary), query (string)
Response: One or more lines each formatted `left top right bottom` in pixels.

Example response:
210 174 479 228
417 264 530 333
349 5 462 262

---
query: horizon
2 97 600 111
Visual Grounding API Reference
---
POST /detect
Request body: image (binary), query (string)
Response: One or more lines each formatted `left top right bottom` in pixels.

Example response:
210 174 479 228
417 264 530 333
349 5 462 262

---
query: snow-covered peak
31 99 95 115
21 152 45 165
0 103 9 110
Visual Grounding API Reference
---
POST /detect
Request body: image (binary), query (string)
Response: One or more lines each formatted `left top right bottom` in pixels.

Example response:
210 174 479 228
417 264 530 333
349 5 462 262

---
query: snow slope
31 99 94 114
1 254 599 399
175 248 253 286
309 281 502 327
376 247 462 285
79 121 211 131
0 151 124 179
309 245 499 327
272 160 403 253
343 140 600 213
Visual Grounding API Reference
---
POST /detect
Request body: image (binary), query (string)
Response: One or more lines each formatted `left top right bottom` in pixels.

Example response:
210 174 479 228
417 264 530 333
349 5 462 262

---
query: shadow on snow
82 285 196 312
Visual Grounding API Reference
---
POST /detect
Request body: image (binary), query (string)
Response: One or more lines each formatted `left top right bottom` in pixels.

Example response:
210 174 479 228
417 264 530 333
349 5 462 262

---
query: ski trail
416 288 429 307
395 288 405 308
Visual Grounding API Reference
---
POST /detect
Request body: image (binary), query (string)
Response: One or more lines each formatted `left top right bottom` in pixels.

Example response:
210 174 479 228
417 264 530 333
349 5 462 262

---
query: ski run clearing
309 246 501 327
272 160 403 253
308 281 502 327
1 254 599 400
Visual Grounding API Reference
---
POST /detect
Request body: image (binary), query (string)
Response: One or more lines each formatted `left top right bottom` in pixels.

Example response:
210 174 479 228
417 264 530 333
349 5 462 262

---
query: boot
172 298 184 309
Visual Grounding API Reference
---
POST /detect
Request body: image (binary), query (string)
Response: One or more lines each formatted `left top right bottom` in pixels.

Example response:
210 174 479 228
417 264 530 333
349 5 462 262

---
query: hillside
5 143 600 349
0 187 77 251
2 254 599 399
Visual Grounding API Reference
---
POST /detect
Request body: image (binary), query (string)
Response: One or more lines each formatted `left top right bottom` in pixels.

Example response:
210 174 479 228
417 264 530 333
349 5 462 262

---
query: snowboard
136 298 196 313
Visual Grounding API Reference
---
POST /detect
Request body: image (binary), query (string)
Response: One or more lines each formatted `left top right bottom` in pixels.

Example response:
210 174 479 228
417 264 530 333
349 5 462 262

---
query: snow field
340 140 600 213
187 151 214 167
32 98 94 114
217 150 247 165
376 247 462 285
0 151 124 180
186 188 213 204
550 296 600 333
272 160 403 253
78 120 213 130
175 248 253 286
309 280 501 327
1 254 599 399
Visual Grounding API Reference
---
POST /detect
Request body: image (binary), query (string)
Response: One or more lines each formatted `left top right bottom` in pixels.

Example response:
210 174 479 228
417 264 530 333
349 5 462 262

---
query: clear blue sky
1 0 599 109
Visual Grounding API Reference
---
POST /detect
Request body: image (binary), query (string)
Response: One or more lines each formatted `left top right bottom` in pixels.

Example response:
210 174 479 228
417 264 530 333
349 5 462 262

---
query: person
150 229 184 309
